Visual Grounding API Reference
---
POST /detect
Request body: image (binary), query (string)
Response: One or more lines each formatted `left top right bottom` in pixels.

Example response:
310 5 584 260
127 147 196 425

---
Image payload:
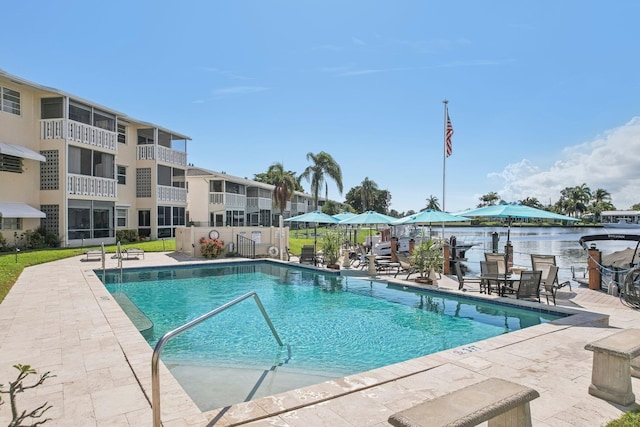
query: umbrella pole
314 224 317 266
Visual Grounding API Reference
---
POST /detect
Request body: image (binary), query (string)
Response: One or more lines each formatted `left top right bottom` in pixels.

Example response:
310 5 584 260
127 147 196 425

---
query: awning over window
0 202 46 218
0 142 46 162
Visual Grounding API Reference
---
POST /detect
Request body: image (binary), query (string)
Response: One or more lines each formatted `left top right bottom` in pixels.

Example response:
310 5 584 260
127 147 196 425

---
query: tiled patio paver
0 252 639 426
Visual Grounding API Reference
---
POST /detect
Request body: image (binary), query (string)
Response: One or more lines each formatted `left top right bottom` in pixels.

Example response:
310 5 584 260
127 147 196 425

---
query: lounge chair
299 245 316 265
393 250 417 280
124 248 144 259
452 260 482 291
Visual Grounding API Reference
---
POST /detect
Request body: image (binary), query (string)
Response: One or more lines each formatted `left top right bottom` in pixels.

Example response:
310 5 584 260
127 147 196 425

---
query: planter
326 264 340 270
415 277 433 285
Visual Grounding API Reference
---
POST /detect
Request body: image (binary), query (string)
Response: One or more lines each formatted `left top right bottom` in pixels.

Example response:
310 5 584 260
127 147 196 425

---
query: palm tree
478 192 501 207
299 151 343 210
268 162 297 217
570 183 591 217
360 177 378 211
519 197 544 209
590 188 613 222
424 195 441 211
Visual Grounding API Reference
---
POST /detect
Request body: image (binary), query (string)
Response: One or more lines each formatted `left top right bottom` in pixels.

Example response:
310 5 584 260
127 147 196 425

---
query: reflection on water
440 226 639 281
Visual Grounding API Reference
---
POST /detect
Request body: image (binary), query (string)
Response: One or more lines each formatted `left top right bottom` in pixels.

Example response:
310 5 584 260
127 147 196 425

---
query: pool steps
112 292 154 339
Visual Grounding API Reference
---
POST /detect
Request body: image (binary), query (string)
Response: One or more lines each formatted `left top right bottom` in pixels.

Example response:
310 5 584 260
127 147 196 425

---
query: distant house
601 210 640 226
186 167 336 227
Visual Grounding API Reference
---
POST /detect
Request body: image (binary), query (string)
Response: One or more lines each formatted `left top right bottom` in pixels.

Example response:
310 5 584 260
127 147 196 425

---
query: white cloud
493 117 640 209
352 37 366 46
212 86 269 96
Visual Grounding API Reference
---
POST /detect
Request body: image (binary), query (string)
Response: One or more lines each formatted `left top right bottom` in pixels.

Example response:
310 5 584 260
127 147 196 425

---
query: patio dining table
478 273 522 297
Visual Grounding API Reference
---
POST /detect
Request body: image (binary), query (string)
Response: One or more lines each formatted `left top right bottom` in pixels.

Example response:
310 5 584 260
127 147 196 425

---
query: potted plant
321 229 342 269
412 239 443 284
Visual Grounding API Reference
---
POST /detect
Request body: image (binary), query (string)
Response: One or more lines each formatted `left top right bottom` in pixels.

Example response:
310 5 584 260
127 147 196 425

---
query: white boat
372 235 478 259
603 219 640 229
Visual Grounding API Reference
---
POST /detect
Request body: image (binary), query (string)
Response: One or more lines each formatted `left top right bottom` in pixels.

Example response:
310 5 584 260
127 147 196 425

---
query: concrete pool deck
0 252 638 426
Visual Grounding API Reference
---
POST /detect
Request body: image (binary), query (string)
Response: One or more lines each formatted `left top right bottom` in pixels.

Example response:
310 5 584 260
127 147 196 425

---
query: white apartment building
0 70 189 247
186 167 326 227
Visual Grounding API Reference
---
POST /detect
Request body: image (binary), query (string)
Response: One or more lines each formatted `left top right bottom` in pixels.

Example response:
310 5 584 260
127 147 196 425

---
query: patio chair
452 260 482 291
513 270 542 302
480 260 501 294
539 265 560 305
531 254 571 291
393 250 417 280
299 245 316 265
485 252 507 276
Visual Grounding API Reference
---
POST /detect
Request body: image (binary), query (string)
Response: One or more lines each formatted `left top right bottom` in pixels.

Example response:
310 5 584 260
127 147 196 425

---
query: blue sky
4 1 640 213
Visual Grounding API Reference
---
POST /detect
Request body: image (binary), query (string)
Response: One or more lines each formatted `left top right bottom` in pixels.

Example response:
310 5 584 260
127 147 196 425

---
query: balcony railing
67 174 117 197
208 192 246 209
41 119 117 151
292 203 308 215
137 145 187 167
247 197 272 210
157 185 187 203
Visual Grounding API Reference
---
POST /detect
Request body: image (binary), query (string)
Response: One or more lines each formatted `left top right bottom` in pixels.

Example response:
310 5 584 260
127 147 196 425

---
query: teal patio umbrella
456 202 579 281
332 212 357 221
284 211 339 263
338 211 396 253
456 202 579 245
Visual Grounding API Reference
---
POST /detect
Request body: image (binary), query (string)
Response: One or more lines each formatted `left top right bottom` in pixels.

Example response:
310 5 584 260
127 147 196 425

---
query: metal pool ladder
151 291 284 427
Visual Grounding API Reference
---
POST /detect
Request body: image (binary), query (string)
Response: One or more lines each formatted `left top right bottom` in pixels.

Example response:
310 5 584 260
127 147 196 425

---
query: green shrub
606 408 640 426
116 229 139 243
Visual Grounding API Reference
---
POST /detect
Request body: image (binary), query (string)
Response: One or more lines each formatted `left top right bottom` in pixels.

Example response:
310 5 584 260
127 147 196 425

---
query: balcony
247 197 272 210
292 203 308 215
41 119 117 152
67 174 117 198
209 192 246 209
157 185 187 203
137 145 187 167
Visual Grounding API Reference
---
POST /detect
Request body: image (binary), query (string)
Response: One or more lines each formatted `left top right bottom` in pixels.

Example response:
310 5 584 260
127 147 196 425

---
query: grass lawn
0 240 175 303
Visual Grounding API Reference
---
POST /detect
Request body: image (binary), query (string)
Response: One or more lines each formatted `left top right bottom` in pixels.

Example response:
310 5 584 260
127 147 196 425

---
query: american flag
445 111 454 157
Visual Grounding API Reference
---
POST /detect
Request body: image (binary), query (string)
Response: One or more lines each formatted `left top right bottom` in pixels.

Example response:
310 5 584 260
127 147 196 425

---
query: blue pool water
101 261 564 409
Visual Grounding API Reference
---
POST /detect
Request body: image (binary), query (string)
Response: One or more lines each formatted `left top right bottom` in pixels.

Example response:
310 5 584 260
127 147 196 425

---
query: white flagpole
442 100 448 213
442 100 448 271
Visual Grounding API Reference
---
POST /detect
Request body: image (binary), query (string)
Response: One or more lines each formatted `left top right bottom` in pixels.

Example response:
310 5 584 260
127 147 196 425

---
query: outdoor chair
539 265 560 305
480 260 501 294
452 260 482 291
485 252 507 276
531 254 572 291
299 245 316 265
393 250 418 280
512 270 542 302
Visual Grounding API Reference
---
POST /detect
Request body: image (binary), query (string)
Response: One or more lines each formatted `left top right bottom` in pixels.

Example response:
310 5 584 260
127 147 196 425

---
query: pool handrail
151 291 283 427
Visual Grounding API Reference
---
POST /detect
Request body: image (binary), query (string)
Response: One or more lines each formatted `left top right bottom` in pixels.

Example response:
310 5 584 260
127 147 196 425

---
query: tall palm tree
360 177 378 211
268 162 297 217
570 183 591 217
299 151 343 210
424 195 441 211
478 192 501 207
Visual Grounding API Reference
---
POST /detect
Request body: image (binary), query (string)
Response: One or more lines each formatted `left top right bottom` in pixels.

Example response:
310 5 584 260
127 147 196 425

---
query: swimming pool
101 261 564 410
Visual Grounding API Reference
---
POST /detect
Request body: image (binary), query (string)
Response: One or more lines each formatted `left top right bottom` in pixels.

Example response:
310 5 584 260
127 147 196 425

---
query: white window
116 208 128 227
1 87 20 115
0 217 21 230
117 123 127 144
117 165 126 185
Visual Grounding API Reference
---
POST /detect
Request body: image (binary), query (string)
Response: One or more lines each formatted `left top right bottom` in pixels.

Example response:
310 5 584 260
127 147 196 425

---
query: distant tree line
254 156 638 221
